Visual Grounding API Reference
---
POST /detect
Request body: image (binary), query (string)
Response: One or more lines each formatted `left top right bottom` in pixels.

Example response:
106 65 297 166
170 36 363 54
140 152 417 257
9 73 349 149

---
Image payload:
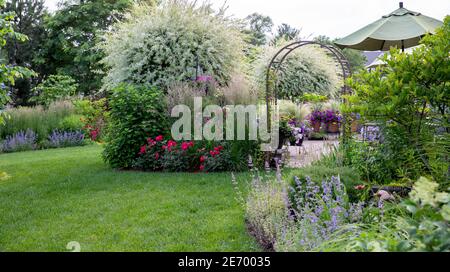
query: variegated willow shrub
100 0 245 92
252 39 341 101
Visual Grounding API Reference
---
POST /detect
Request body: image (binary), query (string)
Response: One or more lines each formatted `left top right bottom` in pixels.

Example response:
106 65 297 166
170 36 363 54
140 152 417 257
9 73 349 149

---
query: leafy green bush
58 115 84 132
31 75 78 106
0 100 75 141
73 98 109 141
100 0 245 91
103 84 168 169
332 177 450 252
344 17 450 186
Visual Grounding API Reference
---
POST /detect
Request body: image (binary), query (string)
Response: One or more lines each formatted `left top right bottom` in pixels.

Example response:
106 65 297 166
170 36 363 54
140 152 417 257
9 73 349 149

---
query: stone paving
286 140 339 168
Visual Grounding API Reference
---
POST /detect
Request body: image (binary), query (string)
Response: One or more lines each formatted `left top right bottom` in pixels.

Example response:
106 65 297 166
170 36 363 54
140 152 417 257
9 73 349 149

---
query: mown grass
0 145 259 252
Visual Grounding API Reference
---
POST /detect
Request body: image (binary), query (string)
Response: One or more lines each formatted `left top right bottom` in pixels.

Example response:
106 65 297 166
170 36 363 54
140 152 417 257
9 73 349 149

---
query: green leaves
31 74 78 107
103 84 169 169
100 1 245 92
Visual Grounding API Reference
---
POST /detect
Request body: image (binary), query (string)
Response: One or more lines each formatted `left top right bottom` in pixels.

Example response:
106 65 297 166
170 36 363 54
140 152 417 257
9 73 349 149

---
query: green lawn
0 145 259 252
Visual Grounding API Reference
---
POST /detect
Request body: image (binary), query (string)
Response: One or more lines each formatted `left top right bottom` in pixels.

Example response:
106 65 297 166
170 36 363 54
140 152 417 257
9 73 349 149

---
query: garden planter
327 123 339 133
351 120 359 133
312 122 321 132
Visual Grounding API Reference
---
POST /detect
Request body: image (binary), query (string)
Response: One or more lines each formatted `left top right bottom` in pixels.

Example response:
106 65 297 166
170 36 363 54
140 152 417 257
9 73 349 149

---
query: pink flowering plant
132 135 233 172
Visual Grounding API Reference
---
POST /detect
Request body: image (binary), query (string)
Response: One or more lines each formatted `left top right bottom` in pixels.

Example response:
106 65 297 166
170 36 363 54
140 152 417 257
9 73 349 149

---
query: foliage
58 114 84 132
342 177 450 252
344 17 450 186
243 13 273 46
101 0 245 92
35 0 144 95
272 23 300 44
45 130 85 148
73 98 109 141
243 171 287 250
0 100 75 141
3 0 47 106
314 35 367 72
31 74 78 106
133 136 259 172
276 176 364 251
253 40 340 101
1 129 37 152
103 84 168 169
285 165 362 202
0 0 35 123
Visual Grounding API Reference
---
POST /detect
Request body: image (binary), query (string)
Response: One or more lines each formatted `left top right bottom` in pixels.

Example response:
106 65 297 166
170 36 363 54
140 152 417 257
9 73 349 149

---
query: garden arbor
265 40 353 143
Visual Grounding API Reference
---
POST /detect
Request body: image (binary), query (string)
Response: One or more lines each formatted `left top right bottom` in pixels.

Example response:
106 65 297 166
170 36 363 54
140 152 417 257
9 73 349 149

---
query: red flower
147 138 156 146
162 145 168 150
167 140 177 147
155 152 160 160
155 135 163 142
209 150 220 157
139 145 147 155
181 142 190 151
200 156 205 163
199 165 205 171
354 185 366 191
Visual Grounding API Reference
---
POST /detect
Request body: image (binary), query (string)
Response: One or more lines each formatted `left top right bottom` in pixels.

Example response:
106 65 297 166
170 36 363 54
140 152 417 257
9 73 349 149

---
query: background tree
314 35 367 72
4 0 47 106
0 0 34 123
35 0 146 96
244 13 273 46
272 23 301 44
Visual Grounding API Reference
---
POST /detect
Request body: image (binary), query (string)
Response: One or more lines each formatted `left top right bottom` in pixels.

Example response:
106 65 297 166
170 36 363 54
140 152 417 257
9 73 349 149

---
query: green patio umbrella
335 2 443 51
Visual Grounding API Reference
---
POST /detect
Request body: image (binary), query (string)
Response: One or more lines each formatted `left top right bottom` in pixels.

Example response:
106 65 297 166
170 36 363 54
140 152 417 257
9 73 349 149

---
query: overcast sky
44 0 449 39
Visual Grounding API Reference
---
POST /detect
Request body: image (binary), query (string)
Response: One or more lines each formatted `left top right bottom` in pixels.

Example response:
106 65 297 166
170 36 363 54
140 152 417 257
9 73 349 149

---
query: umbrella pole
401 40 405 52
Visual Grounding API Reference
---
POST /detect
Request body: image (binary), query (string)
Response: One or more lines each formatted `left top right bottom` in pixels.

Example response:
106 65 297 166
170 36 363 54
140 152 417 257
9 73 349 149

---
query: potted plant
324 109 342 133
308 110 323 133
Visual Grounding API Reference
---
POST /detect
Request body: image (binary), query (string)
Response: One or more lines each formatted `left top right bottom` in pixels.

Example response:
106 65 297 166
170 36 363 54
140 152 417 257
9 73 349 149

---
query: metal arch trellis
265 40 353 142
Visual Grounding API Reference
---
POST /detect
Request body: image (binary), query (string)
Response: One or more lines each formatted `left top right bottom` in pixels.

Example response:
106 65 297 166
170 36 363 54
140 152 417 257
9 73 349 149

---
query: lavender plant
1 129 37 153
46 130 85 148
275 176 364 251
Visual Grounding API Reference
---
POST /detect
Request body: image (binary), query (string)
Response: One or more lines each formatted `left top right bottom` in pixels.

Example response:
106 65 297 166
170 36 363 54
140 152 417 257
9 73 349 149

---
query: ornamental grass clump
1 129 37 153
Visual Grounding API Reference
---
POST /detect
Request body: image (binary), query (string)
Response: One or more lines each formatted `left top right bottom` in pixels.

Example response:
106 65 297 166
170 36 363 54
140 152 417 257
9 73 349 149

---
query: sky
44 0 450 39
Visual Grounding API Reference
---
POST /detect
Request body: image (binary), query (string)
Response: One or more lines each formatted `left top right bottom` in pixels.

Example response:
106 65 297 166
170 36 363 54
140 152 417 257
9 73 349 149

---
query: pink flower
200 156 205 163
139 145 147 155
155 152 160 160
167 140 177 148
147 138 156 146
199 165 205 171
181 142 191 151
155 135 163 142
354 185 366 191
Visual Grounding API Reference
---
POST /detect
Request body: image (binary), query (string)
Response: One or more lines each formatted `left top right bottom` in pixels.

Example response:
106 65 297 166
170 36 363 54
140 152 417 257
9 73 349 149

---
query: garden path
286 140 339 168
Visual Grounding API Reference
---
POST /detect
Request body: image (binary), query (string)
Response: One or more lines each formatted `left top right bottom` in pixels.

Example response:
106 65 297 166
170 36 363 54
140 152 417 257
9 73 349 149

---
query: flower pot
351 120 359 133
312 122 321 132
327 123 339 133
